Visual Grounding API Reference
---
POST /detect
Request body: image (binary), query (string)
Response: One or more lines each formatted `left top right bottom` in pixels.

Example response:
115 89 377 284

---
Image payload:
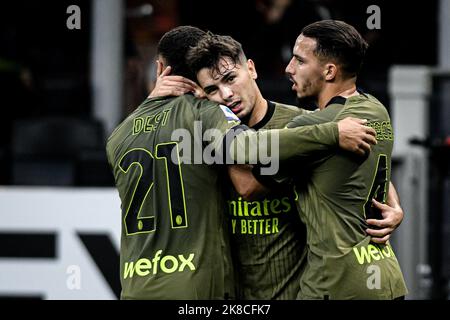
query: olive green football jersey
287 94 408 299
227 101 310 299
107 95 240 299
107 94 345 299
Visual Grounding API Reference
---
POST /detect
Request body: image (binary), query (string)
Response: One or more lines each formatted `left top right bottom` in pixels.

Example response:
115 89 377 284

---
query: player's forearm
228 122 338 164
387 182 401 208
227 165 269 200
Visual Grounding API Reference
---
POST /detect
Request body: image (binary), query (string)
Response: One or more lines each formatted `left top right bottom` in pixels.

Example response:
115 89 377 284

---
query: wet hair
186 32 246 79
157 26 206 80
301 20 368 78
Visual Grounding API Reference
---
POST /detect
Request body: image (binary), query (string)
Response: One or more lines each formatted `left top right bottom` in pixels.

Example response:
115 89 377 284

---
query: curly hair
157 26 206 80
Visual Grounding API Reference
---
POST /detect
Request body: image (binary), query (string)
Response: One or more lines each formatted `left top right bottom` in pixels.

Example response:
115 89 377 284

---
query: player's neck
248 91 267 128
318 80 358 110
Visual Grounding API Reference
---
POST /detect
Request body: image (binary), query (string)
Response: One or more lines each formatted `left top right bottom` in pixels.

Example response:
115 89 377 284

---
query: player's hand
337 117 377 156
228 165 269 201
366 198 404 244
148 60 205 98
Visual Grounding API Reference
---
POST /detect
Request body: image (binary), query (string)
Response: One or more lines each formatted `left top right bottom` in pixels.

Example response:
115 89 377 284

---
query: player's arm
227 118 376 198
228 117 376 164
155 66 375 160
366 182 405 244
287 104 378 157
197 100 375 197
227 165 269 201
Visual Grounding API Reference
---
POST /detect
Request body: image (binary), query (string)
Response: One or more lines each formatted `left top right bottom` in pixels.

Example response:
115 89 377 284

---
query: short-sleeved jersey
106 94 240 299
228 101 309 299
287 94 408 299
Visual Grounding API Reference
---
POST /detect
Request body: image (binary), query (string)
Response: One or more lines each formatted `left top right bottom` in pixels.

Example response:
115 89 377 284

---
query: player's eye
203 85 217 94
227 75 236 83
205 88 217 95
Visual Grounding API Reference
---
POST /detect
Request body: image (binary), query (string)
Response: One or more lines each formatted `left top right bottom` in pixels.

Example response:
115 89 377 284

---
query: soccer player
281 20 408 299
152 32 404 299
186 33 308 299
106 26 376 299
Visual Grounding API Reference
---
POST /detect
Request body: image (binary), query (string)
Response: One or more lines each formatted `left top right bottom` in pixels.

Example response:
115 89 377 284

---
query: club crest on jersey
219 104 240 122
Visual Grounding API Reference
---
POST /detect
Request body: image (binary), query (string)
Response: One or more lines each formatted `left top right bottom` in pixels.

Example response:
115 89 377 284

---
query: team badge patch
219 104 240 122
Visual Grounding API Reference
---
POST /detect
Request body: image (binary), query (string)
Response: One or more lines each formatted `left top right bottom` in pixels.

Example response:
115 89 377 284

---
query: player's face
196 56 259 119
285 35 325 100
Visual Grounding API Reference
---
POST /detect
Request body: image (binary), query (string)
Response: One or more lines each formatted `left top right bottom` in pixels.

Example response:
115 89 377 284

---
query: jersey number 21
118 143 187 236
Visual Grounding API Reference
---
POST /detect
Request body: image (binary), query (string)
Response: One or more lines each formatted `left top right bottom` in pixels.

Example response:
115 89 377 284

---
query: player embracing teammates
107 26 374 299
282 20 408 299
185 32 405 300
151 30 405 300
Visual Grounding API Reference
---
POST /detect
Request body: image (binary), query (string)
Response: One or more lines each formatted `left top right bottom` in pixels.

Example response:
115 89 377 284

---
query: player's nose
285 58 295 75
220 86 233 101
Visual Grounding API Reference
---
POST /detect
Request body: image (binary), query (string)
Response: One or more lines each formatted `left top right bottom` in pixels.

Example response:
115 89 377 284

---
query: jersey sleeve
286 104 342 128
251 105 343 186
295 107 315 117
193 99 339 170
228 123 339 164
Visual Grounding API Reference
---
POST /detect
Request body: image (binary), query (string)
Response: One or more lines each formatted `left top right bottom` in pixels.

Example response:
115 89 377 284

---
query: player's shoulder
187 96 240 123
345 93 390 119
345 92 384 107
273 101 304 116
107 96 175 142
146 94 220 122
181 93 217 109
107 106 140 147
364 93 388 111
143 94 212 112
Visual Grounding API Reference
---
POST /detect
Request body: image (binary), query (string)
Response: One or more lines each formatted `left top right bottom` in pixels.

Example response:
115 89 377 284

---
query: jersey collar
251 100 275 130
324 88 367 108
324 96 347 108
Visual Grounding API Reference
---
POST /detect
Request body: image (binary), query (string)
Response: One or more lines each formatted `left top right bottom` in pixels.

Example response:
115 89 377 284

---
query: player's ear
247 59 258 80
324 63 337 81
156 56 167 77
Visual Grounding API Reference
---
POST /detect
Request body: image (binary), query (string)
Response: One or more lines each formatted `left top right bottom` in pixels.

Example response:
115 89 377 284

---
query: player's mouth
228 101 242 114
288 77 297 91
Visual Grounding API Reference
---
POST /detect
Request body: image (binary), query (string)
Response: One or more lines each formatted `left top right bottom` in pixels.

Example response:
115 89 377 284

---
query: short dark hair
186 32 246 79
301 20 369 78
157 26 206 80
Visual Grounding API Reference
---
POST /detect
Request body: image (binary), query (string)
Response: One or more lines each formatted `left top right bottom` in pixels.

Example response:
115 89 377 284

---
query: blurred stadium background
0 0 448 300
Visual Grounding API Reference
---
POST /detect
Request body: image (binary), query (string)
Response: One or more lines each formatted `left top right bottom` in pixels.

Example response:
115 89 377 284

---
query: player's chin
236 108 250 120
295 90 306 98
